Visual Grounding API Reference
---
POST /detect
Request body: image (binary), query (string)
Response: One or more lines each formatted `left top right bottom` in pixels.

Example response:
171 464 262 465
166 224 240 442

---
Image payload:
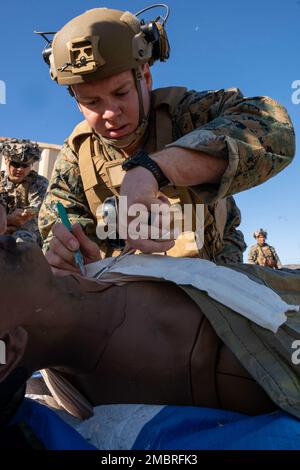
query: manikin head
0 236 56 383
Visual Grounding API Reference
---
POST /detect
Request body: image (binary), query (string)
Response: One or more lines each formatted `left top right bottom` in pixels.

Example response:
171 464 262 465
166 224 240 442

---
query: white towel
86 255 299 333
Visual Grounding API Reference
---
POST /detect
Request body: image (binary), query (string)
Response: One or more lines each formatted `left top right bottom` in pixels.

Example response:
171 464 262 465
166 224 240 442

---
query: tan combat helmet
0 138 41 165
37 5 170 148
48 7 170 85
253 228 267 239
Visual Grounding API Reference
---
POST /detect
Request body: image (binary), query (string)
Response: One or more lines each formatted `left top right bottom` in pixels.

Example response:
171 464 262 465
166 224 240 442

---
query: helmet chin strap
98 67 149 150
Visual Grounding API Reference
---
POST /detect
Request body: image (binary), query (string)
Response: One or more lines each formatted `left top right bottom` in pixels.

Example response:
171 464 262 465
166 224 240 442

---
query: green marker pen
56 202 86 276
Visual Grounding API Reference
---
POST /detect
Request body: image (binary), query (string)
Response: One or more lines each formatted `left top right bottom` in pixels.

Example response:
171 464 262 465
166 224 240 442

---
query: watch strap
122 150 169 189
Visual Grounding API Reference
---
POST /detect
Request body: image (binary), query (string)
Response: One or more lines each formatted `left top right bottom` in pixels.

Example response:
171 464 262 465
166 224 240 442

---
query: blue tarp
7 399 300 450
133 406 300 450
9 398 96 450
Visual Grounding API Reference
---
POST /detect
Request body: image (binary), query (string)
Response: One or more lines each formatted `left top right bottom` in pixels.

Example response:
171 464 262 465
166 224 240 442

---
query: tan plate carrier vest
256 245 277 266
68 87 228 259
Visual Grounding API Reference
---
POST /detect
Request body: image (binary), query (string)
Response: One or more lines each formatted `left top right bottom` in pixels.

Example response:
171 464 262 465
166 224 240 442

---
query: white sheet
86 255 299 333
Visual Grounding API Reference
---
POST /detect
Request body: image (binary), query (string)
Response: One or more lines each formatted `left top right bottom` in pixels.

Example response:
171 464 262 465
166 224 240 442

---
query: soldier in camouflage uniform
37 7 294 275
0 139 49 245
248 229 282 269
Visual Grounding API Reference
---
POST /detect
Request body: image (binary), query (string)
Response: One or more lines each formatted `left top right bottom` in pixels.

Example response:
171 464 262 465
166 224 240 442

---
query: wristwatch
122 150 170 189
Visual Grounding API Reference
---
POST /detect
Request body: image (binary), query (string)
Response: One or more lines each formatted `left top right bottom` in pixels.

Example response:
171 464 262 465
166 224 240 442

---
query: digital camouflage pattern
39 86 295 259
169 88 295 200
248 243 282 269
0 138 41 164
215 197 245 264
0 192 8 211
0 170 48 245
39 143 99 249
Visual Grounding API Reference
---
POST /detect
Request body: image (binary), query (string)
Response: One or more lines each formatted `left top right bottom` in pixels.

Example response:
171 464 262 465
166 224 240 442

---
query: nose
0 235 17 252
102 103 121 121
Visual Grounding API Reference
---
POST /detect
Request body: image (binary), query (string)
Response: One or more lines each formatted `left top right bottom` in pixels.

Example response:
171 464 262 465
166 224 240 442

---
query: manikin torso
51 279 276 416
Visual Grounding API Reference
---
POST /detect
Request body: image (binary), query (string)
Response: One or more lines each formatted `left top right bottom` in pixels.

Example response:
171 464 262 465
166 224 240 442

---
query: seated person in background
248 228 282 269
0 139 48 246
0 233 299 423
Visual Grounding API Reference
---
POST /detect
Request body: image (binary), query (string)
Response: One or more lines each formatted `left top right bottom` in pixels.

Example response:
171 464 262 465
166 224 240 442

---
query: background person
0 138 48 245
248 229 282 269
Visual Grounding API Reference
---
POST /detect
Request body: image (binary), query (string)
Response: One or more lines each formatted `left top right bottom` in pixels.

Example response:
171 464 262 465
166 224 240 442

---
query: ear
0 327 28 383
70 86 83 112
143 63 152 91
76 101 83 113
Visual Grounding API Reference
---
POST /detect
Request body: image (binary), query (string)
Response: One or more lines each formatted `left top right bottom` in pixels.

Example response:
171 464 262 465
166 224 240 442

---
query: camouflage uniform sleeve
20 174 50 244
28 174 49 209
38 142 96 253
247 245 258 264
215 196 247 264
0 193 8 212
270 246 282 269
0 172 8 212
168 88 295 202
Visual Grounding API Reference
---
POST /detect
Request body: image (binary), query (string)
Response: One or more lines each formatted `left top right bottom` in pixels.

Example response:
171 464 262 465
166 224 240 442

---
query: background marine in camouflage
0 138 48 245
37 6 295 275
248 229 282 269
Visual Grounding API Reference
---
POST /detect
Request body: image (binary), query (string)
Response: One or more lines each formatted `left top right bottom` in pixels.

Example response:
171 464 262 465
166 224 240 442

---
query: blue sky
0 0 299 263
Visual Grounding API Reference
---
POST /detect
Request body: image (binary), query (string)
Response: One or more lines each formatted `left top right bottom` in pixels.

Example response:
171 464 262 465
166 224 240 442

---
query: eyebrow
76 80 133 100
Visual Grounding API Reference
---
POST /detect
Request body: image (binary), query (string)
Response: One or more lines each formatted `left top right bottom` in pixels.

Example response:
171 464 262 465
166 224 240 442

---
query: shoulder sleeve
27 174 49 208
167 88 295 202
38 141 96 252
247 245 258 264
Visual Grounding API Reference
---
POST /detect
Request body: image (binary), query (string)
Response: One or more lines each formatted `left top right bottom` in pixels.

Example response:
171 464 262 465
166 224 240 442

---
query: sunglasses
10 161 31 169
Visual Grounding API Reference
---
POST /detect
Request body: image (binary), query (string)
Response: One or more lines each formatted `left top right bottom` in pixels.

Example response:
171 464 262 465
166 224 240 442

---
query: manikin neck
19 275 112 375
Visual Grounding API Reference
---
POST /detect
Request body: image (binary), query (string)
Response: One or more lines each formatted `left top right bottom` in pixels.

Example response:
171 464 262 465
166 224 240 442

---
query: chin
9 176 23 184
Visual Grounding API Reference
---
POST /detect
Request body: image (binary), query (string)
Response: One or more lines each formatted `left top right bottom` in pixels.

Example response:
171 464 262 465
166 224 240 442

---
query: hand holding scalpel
56 202 86 276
